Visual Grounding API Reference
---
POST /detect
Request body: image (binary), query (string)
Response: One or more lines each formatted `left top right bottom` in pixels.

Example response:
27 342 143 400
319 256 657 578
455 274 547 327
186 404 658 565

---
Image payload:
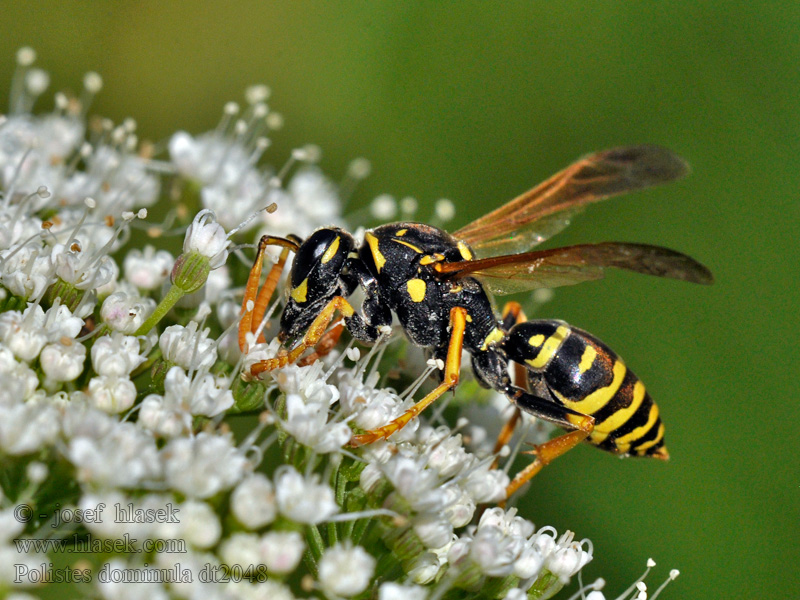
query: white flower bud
26 461 48 484
379 582 427 600
319 543 375 597
159 322 217 371
412 512 453 549
274 466 339 524
176 501 220 549
514 545 545 579
463 466 508 504
0 306 47 361
123 245 174 290
0 243 52 299
443 486 475 528
359 462 384 495
408 551 442 584
0 402 60 455
231 474 277 529
138 393 191 438
183 209 229 269
91 332 144 376
87 374 137 413
100 291 155 334
259 531 304 574
219 532 262 568
40 341 86 382
0 363 38 404
162 432 246 498
546 545 584 581
188 373 234 417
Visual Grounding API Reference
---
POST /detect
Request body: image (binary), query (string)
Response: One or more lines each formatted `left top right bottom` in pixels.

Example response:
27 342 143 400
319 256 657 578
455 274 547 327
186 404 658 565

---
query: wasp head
280 227 354 341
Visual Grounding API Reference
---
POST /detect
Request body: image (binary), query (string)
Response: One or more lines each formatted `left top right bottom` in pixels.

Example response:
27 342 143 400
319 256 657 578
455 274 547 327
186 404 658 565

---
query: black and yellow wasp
238 145 712 495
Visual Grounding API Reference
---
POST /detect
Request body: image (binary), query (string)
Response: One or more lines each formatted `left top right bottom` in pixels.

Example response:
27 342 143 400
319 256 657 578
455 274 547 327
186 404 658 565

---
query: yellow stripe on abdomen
614 403 660 448
560 359 626 415
525 325 570 369
634 422 666 454
578 345 597 374
594 379 646 434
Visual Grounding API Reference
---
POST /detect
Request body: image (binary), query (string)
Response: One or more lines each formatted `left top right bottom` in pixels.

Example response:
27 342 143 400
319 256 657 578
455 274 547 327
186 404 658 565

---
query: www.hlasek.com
14 534 186 555
15 563 269 585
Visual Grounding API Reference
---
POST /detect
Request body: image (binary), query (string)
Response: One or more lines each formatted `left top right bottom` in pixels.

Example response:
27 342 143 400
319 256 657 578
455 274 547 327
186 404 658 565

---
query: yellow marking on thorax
448 284 463 293
290 278 308 303
457 241 473 260
561 359 626 416
365 232 386 273
480 327 505 351
420 253 445 266
594 379 645 433
614 403 660 446
396 228 408 236
466 313 472 322
634 423 666 455
394 239 423 253
578 345 597 374
525 325 570 369
407 278 427 302
321 236 340 264
528 334 546 347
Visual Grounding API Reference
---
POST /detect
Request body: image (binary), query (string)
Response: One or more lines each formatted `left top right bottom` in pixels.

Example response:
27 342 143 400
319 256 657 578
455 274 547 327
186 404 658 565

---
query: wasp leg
491 301 528 463
350 306 467 446
503 388 595 498
500 300 526 330
249 296 356 377
492 408 522 468
297 322 345 367
250 248 290 345
239 235 298 353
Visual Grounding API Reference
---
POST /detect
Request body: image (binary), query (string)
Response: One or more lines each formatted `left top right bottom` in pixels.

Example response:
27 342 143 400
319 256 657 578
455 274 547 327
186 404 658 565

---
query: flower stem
307 524 326 560
134 284 184 336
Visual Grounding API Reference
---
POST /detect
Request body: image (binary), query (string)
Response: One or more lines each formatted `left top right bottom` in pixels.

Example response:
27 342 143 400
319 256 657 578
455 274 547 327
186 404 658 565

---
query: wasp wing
453 145 690 257
434 242 713 295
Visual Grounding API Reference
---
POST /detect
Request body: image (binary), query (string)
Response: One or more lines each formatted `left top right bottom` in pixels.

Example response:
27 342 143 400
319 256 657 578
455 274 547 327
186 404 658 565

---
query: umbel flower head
0 48 684 600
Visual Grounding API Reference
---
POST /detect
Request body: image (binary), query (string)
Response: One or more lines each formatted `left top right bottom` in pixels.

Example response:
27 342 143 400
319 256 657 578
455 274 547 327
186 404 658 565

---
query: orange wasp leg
239 235 299 353
250 248 290 345
350 306 467 446
505 415 594 498
491 301 528 465
297 322 345 367
249 296 356 377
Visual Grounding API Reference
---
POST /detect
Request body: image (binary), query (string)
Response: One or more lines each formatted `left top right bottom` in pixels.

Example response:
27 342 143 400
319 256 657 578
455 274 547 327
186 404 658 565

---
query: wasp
238 145 713 496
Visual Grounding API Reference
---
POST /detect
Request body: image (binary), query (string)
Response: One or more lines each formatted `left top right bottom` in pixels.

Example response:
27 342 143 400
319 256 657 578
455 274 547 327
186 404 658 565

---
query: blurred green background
2 2 797 598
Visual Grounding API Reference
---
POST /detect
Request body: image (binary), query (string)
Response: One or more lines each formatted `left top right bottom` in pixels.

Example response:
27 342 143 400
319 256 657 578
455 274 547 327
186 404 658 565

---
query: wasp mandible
238 145 713 495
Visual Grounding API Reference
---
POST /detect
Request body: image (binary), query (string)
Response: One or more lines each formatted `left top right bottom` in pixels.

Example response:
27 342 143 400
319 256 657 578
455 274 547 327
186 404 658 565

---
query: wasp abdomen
502 320 668 459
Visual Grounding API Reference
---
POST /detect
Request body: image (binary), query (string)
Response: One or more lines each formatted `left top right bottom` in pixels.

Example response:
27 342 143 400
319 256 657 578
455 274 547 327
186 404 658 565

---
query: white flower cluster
168 88 341 238
0 49 681 600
